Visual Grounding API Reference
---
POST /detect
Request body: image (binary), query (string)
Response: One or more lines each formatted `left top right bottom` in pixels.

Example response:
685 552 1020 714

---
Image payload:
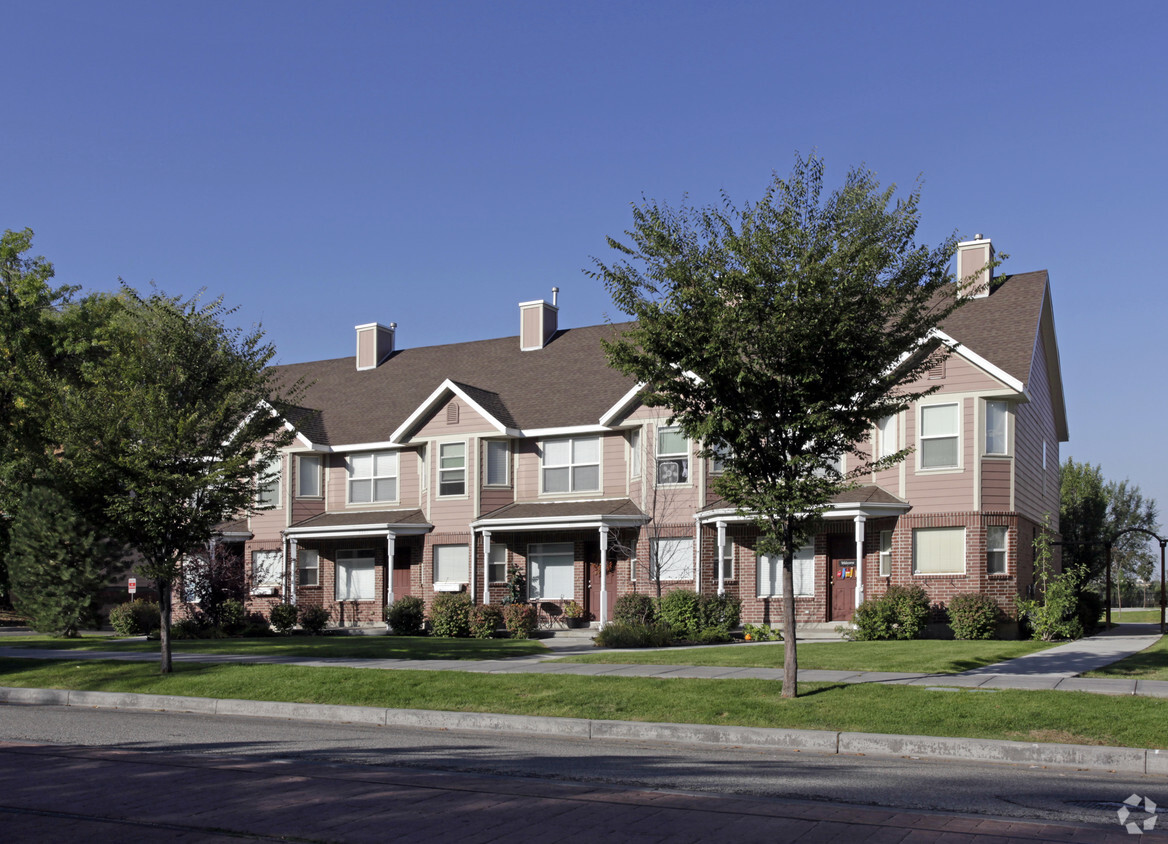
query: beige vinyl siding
1013 329 1060 529
603 432 626 496
397 450 420 507
980 458 1012 510
902 400 976 513
513 440 541 500
415 397 496 437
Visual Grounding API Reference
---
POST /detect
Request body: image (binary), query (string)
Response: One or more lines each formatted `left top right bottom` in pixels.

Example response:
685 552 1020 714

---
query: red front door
585 562 616 622
829 536 857 621
392 546 412 598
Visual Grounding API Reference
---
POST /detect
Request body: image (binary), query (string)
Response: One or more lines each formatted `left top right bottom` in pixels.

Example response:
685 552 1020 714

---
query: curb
3 685 1164 776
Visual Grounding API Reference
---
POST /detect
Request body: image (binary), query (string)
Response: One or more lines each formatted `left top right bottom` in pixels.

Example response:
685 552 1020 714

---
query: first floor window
987 526 1008 574
488 543 507 583
913 527 966 574
336 549 375 600
986 400 1008 454
298 548 320 587
879 530 892 577
252 550 282 589
297 454 322 498
650 537 694 581
528 542 575 600
920 403 960 469
718 539 734 580
758 545 815 597
656 427 690 485
439 442 466 496
433 544 469 583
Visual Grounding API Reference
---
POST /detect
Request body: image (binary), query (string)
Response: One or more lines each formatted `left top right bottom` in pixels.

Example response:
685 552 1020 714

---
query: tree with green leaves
53 285 300 672
8 484 127 636
595 155 973 697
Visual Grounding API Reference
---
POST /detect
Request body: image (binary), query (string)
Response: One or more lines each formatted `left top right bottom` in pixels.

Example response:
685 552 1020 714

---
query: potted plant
562 600 586 628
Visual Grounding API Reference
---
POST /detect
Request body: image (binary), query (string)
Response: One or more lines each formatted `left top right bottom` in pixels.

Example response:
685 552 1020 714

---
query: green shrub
657 589 702 637
218 599 247 635
298 604 331 634
613 593 656 626
469 604 503 639
385 596 426 635
742 622 781 642
593 621 674 648
700 593 741 632
242 612 273 636
269 602 299 634
689 627 732 645
947 593 1000 640
1077 589 1104 635
1015 526 1083 641
171 618 206 639
429 593 472 637
503 603 538 639
853 585 930 641
109 600 161 636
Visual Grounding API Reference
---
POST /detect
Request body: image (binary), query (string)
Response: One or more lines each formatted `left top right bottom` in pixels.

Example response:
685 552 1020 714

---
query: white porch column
716 520 727 596
482 531 492 604
693 516 702 595
854 515 866 605
288 537 297 605
385 532 397 608
599 526 610 627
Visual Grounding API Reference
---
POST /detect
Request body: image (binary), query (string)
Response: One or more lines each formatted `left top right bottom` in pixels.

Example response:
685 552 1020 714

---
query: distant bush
298 605 331 635
593 621 674 648
269 603 299 634
385 596 426 635
242 612 273 636
742 622 781 642
700 593 741 632
853 585 930 641
218 599 247 635
947 593 1000 640
469 605 503 639
429 593 472 638
109 600 161 636
613 593 656 626
503 603 538 639
1077 590 1105 635
657 589 703 637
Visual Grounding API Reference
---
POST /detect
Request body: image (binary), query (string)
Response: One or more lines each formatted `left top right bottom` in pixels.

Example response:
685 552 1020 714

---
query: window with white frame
718 539 735 580
542 436 600 493
758 544 815 597
336 549 375 601
433 544 469 584
297 454 322 498
439 442 466 496
985 401 1008 455
419 444 428 490
629 428 641 479
527 542 575 600
919 403 960 469
181 556 205 603
879 530 892 577
710 443 729 474
912 527 966 574
252 550 282 589
347 451 399 503
256 455 281 508
485 440 510 487
987 526 1008 574
488 543 507 583
656 427 689 485
650 537 694 581
878 415 897 459
298 548 320 587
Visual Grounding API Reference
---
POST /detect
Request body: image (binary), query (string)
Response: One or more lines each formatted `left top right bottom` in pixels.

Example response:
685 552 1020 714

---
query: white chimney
355 322 396 370
957 235 994 299
519 289 559 351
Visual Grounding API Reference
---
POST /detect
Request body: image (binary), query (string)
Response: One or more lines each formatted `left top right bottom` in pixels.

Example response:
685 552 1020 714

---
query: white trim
470 512 647 531
539 434 602 496
916 399 963 473
391 379 508 443
519 424 611 438
437 439 469 499
697 500 910 524
285 523 431 539
931 330 1027 396
598 382 646 426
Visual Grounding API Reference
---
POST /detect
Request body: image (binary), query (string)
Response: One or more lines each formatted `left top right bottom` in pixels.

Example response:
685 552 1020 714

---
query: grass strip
1085 636 1168 680
557 639 1053 674
1 657 1164 749
0 634 547 661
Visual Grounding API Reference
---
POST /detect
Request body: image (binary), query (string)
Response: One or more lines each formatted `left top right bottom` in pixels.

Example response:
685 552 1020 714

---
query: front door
585 562 617 622
829 535 857 621
392 546 412 598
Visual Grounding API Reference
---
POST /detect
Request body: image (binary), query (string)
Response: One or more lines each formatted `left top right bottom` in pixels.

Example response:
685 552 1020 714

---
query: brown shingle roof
289 509 430 529
476 499 647 522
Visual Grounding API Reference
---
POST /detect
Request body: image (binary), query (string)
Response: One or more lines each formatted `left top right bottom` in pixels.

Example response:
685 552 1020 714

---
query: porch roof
285 509 433 540
471 499 648 532
698 484 910 524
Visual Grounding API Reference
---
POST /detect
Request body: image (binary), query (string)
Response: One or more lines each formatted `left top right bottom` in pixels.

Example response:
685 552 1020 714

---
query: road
1 703 1164 841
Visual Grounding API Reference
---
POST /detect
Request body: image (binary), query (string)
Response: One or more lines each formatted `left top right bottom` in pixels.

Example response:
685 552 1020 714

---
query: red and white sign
128 578 137 595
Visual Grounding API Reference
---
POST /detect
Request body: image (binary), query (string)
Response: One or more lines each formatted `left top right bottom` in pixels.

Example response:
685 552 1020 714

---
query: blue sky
5 1 1166 525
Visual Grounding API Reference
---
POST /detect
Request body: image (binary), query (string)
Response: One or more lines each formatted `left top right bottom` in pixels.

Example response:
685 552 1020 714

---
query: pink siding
981 458 1012 511
398 450 419 508
939 352 1012 392
356 329 375 369
415 396 496 437
326 454 346 508
603 432 626 496
521 307 541 349
1014 327 1060 529
901 400 976 513
514 440 541 499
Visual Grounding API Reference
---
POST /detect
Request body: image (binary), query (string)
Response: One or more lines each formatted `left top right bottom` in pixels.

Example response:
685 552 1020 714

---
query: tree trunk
781 522 798 699
157 577 172 674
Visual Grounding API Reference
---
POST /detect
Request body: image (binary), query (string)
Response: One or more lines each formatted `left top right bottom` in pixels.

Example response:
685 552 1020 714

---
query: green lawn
1085 636 1168 680
556 639 1053 674
1107 610 1164 623
0 634 547 660
0 657 1163 749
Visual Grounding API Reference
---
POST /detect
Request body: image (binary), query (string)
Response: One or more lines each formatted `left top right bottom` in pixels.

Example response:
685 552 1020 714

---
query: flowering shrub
469 605 503 639
429 593 472 637
947 593 1000 640
503 603 538 639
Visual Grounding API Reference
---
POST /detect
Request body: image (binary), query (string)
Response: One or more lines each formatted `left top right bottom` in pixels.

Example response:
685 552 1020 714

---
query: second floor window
256 455 281 508
439 442 466 496
919 403 959 469
985 401 1008 455
656 427 689 485
347 451 398 503
485 440 510 486
297 454 322 498
877 415 897 459
542 436 600 493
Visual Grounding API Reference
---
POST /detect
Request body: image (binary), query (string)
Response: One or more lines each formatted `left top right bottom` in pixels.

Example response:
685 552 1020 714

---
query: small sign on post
128 577 137 595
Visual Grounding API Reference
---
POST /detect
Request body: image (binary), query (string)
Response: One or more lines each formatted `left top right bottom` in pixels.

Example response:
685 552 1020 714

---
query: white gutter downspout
468 530 476 605
854 515 866 606
599 526 610 627
716 520 727 597
482 531 492 604
288 536 297 605
386 532 397 608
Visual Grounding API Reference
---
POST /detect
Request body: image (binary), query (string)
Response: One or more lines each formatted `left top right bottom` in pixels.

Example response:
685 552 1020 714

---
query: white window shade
913 527 966 574
528 542 575 600
335 549 375 601
297 454 322 497
434 544 469 583
878 415 897 459
298 548 320 587
986 401 1007 454
650 537 694 581
486 441 510 486
920 404 959 468
758 545 815 597
252 550 282 588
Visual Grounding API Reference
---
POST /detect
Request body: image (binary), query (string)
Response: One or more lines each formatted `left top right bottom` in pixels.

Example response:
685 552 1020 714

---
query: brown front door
585 562 617 622
392 546 412 598
829 535 857 621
